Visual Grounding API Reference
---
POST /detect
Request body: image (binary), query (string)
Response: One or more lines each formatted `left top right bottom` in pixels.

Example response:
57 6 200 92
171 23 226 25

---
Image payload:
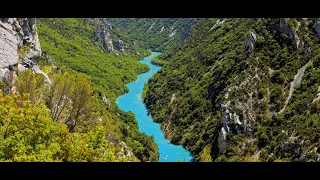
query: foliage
15 69 47 103
0 92 127 162
142 18 320 162
15 18 160 162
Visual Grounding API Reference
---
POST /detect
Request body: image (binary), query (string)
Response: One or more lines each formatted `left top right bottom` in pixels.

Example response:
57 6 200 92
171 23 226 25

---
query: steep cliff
84 18 147 57
0 18 42 94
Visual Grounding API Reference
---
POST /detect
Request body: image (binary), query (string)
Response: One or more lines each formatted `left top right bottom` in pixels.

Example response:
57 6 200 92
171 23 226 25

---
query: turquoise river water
116 52 194 162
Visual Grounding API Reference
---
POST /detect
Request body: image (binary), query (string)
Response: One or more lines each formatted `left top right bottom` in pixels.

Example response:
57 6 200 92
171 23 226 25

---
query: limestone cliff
0 18 41 94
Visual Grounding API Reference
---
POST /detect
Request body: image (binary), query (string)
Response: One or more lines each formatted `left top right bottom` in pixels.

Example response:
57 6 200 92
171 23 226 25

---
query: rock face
217 103 245 154
314 18 320 39
218 126 228 154
169 29 177 37
83 18 105 26
114 39 124 52
170 93 176 104
216 85 255 154
105 23 112 30
279 18 300 49
0 18 41 94
243 31 257 59
210 18 226 31
148 22 155 30
31 65 51 84
118 141 133 158
102 95 111 107
94 26 114 53
19 18 42 59
0 18 22 68
160 26 164 33
88 18 130 54
102 30 113 52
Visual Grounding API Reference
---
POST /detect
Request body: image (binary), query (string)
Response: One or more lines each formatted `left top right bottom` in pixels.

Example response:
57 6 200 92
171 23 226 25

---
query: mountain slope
143 18 320 162
36 18 159 162
106 18 201 53
0 18 159 162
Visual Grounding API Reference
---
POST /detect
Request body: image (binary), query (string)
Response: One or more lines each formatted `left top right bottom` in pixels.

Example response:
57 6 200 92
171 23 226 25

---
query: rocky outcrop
83 18 105 26
217 127 228 154
279 18 300 49
106 23 112 30
314 19 320 39
216 75 259 154
217 102 246 153
94 26 114 53
148 22 155 30
118 141 134 158
89 18 117 53
217 102 231 154
169 29 177 37
0 18 41 94
220 104 231 133
102 94 111 107
0 18 22 68
19 18 42 59
243 31 257 59
31 65 51 84
170 93 176 104
0 18 41 67
21 58 35 68
209 18 226 31
102 30 113 52
312 86 320 103
160 26 164 33
114 39 124 52
17 64 26 72
278 63 307 114
93 27 102 42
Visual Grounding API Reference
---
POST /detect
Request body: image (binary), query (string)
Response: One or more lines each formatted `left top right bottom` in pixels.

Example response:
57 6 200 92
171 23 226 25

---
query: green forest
140 18 320 162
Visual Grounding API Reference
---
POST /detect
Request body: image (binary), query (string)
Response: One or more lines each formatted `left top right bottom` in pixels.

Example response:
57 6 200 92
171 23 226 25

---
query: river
116 52 194 162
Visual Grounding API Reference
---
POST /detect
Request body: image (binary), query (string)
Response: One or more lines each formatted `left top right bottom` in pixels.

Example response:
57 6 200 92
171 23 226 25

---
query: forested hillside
106 18 200 54
0 18 159 162
143 18 320 162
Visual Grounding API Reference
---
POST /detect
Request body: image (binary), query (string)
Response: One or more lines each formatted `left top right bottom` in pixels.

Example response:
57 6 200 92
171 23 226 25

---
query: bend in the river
116 52 194 162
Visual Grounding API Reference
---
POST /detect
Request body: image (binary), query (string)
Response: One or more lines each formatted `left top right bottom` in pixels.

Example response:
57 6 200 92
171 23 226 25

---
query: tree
64 76 93 132
271 71 285 84
199 145 213 162
270 85 284 109
0 92 128 162
258 87 267 99
15 69 47 103
258 133 269 147
45 73 74 122
0 92 61 161
57 126 120 162
44 73 93 132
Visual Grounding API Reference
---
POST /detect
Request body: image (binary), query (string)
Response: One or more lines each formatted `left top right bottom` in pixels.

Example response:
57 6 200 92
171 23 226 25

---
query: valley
1 18 320 162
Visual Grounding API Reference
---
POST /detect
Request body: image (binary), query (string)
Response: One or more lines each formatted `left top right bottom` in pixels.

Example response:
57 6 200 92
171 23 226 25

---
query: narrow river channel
116 52 194 162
